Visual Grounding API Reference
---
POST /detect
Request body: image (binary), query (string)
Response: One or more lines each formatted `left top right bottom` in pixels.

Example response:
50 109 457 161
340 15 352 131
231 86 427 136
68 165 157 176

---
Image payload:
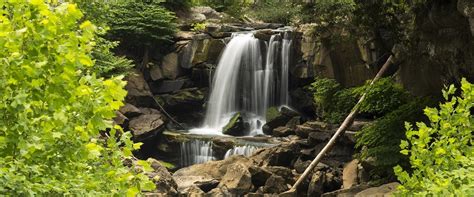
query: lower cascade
224 144 260 159
191 31 293 136
180 140 214 167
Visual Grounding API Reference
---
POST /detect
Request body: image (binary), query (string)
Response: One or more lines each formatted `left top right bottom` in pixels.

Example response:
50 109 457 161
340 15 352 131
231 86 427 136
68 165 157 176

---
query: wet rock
307 171 325 197
343 160 359 189
212 138 236 159
273 127 295 137
355 182 400 197
254 29 275 41
146 158 178 195
218 163 253 195
119 103 142 118
129 113 165 140
263 107 299 135
263 175 288 194
223 112 246 136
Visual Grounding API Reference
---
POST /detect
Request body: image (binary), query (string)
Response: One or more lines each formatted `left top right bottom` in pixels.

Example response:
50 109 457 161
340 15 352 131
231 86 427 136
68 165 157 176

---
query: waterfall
224 144 260 159
192 31 292 135
180 140 215 167
280 32 292 105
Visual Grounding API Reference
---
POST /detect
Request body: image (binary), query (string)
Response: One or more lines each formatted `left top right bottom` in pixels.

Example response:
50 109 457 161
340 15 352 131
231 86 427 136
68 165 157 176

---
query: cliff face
398 0 474 97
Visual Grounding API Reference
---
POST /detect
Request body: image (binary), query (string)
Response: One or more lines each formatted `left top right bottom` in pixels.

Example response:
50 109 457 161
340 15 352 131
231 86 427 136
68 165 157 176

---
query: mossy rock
223 112 245 136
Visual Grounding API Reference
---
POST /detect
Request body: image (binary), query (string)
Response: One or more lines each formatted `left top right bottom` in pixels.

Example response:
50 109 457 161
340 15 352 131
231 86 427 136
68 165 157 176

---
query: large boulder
262 175 288 194
119 103 142 118
263 106 300 135
162 52 181 80
217 163 253 195
125 70 153 97
129 113 165 140
173 155 253 191
307 171 325 197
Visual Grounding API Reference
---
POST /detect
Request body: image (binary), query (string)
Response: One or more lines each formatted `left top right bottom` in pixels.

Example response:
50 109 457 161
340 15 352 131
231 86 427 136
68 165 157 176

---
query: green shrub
356 99 429 180
394 79 474 195
0 1 153 195
107 0 177 51
353 77 410 115
308 78 357 123
249 2 300 25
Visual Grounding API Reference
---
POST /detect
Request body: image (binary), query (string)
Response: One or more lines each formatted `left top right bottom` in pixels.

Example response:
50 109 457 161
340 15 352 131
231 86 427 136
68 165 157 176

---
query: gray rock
129 113 165 140
222 112 246 136
273 127 295 137
354 182 400 197
146 158 178 195
162 53 181 80
119 103 141 118
125 70 152 97
308 171 325 197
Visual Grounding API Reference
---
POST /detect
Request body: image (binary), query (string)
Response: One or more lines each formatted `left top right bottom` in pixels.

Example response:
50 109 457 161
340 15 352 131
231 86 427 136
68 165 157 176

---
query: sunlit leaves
0 1 154 195
395 79 474 195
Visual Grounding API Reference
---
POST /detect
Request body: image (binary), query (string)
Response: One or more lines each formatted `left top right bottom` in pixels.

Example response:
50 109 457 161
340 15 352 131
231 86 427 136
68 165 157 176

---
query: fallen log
282 55 394 195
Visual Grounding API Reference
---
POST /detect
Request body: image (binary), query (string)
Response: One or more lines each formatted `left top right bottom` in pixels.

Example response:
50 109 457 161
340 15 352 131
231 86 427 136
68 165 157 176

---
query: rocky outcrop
129 112 165 141
222 112 247 136
263 106 300 135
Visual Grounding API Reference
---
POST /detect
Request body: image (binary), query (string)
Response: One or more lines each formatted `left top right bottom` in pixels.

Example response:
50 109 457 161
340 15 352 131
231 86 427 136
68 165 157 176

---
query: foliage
192 22 208 32
308 78 356 123
107 0 177 49
248 1 301 25
74 0 134 77
0 1 154 195
353 77 410 116
356 99 429 180
395 79 474 195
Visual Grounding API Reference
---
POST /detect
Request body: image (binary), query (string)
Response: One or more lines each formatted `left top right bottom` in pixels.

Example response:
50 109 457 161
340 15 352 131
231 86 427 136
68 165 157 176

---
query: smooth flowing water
224 144 260 159
180 140 215 167
191 31 292 136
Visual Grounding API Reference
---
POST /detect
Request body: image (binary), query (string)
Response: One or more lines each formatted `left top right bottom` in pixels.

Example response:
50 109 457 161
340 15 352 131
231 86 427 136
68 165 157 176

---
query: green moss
223 112 241 134
265 107 281 122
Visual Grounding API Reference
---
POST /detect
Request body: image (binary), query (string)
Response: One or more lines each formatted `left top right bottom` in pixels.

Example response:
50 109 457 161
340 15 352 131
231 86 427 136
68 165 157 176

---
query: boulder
212 138 236 159
119 103 142 118
146 158 179 195
162 52 181 80
191 6 223 21
218 163 253 195
129 113 165 140
251 142 300 167
249 166 273 188
222 112 246 136
125 70 152 97
151 79 188 94
113 111 128 126
307 171 325 197
262 175 288 194
173 155 253 191
307 131 333 145
263 107 299 135
179 185 205 196
321 184 370 197
263 166 294 185
205 187 232 197
175 31 195 40
355 182 400 197
285 116 301 130
157 88 205 113
149 64 164 81
342 160 359 189
273 126 295 137
254 29 275 41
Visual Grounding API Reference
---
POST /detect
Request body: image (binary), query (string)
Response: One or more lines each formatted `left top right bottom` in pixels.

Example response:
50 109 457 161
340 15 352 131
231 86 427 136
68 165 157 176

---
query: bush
0 1 153 195
249 1 300 25
355 99 429 180
394 79 474 195
309 77 407 123
353 77 410 116
107 0 176 51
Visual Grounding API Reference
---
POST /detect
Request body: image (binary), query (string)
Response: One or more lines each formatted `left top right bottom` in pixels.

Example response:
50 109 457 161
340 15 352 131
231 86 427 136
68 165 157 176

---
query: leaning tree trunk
282 55 394 195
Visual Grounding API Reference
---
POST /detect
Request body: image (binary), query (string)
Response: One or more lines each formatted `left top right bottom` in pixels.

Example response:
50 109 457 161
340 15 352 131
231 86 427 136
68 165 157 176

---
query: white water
224 144 260 159
192 32 292 136
180 140 215 167
280 32 292 105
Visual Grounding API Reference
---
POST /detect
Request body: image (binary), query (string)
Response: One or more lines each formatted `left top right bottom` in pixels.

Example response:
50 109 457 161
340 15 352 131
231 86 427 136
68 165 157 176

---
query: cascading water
280 32 292 105
180 140 215 167
192 31 292 135
224 144 260 159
